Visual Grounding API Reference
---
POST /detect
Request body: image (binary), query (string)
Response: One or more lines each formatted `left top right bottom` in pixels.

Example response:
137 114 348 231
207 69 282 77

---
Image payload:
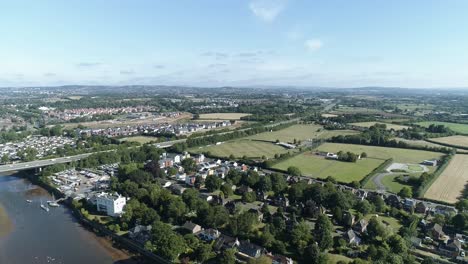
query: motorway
0 153 93 174
0 118 301 174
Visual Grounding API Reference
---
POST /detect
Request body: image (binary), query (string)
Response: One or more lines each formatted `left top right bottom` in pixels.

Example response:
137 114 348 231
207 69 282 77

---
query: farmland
273 152 384 183
350 122 409 131
417 121 468 134
190 139 291 159
430 135 468 148
198 113 251 120
119 136 158 144
246 124 358 142
424 155 468 204
316 143 443 164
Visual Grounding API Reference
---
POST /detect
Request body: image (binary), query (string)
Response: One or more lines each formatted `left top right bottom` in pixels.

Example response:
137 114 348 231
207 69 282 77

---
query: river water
0 174 128 264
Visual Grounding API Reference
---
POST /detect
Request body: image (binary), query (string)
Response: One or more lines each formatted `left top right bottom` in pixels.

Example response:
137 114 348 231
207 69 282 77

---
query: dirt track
425 155 468 204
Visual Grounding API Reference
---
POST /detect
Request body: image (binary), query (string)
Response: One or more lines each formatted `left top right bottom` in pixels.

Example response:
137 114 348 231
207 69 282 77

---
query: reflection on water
0 174 118 264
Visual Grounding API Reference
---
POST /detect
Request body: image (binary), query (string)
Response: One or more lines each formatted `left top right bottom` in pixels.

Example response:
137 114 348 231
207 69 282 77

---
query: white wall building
96 192 127 217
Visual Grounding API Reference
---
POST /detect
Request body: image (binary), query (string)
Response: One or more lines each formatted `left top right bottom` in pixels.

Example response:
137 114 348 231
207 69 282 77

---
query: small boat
47 194 60 207
40 200 49 212
26 199 32 203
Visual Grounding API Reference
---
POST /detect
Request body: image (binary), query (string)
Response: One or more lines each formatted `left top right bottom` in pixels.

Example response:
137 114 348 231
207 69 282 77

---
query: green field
316 143 443 163
119 136 158 144
246 124 358 142
190 139 292 158
350 122 409 131
273 153 384 183
417 121 468 134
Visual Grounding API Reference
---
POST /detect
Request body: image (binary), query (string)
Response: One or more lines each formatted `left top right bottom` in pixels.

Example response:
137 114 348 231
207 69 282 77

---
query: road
0 118 302 174
372 172 391 191
0 153 93 173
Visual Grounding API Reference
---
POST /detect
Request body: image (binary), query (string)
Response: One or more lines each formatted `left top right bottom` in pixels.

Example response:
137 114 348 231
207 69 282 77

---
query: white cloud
305 39 323 51
249 0 286 23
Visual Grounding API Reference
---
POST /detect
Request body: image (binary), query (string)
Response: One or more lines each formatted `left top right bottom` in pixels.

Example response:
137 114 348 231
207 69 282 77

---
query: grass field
425 154 468 204
246 124 358 143
395 138 445 148
119 136 158 144
190 139 291 158
316 143 443 163
273 153 384 183
430 135 468 148
328 254 352 263
350 122 409 131
417 121 468 134
198 113 251 120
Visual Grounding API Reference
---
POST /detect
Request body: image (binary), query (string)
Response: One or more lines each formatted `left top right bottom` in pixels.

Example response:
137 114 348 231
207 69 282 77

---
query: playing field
430 135 468 148
425 155 468 204
273 153 384 183
119 136 158 144
316 143 443 164
190 139 291 158
246 124 358 143
198 113 251 120
417 121 468 134
350 122 409 131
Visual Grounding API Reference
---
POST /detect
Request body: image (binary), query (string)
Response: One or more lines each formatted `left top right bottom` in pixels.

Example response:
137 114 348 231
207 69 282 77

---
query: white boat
26 199 32 203
40 200 49 212
47 194 60 207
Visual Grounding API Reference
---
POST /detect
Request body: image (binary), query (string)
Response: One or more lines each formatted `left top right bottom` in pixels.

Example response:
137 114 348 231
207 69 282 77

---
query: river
0 173 135 264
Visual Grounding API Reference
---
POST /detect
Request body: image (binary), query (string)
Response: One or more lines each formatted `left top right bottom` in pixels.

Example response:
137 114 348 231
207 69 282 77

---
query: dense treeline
329 124 453 154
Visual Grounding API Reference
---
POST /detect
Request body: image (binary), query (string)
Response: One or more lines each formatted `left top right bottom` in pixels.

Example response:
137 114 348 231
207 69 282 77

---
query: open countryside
246 124 358 142
198 113 251 120
316 143 443 163
425 155 468 204
430 135 468 148
417 121 468 134
190 139 292 159
350 122 409 131
273 152 384 183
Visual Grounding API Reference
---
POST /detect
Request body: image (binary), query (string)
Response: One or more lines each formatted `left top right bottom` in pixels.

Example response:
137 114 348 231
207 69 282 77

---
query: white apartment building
96 192 127 217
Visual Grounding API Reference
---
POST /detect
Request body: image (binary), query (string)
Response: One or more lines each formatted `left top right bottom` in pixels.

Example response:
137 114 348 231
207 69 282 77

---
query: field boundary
417 154 453 198
360 158 393 187
424 138 468 151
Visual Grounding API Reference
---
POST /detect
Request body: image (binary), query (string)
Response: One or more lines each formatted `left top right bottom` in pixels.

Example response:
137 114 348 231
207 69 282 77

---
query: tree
398 186 412 198
194 243 213 263
150 221 186 261
291 221 312 253
314 214 333 251
388 234 407 254
361 152 367 158
144 160 166 179
205 175 222 192
220 183 234 197
181 158 197 173
366 217 387 239
356 200 374 215
248 255 272 264
242 192 256 203
456 199 468 212
304 244 328 263
287 166 301 176
1 154 9 164
270 173 287 193
452 213 467 230
218 249 236 264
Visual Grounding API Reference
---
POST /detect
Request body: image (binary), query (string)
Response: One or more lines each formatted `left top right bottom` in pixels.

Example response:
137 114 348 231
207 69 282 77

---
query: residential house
430 223 446 241
198 228 220 242
182 221 202 234
410 237 422 248
439 240 464 258
128 225 152 244
236 185 253 195
415 202 429 214
346 229 361 245
237 240 266 260
267 254 293 264
353 219 369 233
157 178 172 188
214 234 240 251
385 194 401 209
199 193 213 202
403 198 416 211
170 184 186 195
185 175 197 186
248 208 264 222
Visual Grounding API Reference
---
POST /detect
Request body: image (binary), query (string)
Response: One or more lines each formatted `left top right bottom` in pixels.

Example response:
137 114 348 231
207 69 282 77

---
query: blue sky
1 0 468 88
